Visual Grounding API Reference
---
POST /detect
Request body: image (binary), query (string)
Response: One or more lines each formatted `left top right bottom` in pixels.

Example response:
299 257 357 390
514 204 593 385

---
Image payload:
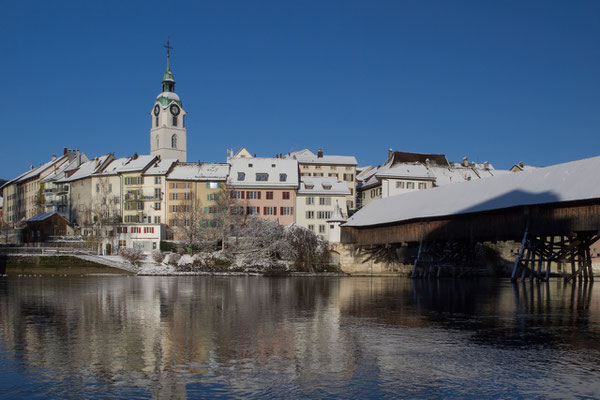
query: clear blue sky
1 0 599 179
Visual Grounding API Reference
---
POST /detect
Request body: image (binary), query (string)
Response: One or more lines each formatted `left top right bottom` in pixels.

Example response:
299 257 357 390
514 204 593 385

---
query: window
181 192 189 200
313 173 323 177
171 182 178 189
155 177 161 184
317 211 331 219
306 211 314 219
418 182 427 189
247 206 258 215
279 173 287 182
238 172 245 181
172 115 178 127
407 182 415 189
171 134 177 148
345 167 352 170
308 224 314 232
302 165 309 169
171 219 178 227
207 182 220 189
96 184 100 193
154 202 161 210
306 197 314 205
119 240 127 247
280 207 292 215
396 181 405 189
137 202 143 210
207 193 219 201
154 216 161 224
266 191 273 200
301 173 310 177
182 205 190 212
264 206 275 215
231 191 242 199
343 173 354 181
319 225 326 233
172 205 178 212
184 182 191 188
248 191 259 199
183 219 190 227
172 193 178 200
256 173 268 181
315 166 321 170
319 197 331 206
350 188 353 195
328 173 338 178
282 192 290 200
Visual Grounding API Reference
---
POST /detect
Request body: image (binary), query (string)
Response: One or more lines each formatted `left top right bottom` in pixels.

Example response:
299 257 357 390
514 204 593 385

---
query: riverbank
0 254 351 277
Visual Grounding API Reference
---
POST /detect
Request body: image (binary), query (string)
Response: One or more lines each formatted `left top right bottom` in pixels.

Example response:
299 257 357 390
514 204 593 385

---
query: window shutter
241 191 245 199
218 182 222 188
280 207 284 215
204 206 208 213
256 207 260 215
263 207 267 215
206 182 209 188
273 207 277 215
246 191 250 199
207 194 210 201
258 191 261 199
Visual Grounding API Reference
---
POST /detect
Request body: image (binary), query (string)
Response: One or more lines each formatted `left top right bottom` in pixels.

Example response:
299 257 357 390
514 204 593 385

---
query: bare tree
173 194 205 251
91 177 121 237
213 186 246 251
33 186 45 215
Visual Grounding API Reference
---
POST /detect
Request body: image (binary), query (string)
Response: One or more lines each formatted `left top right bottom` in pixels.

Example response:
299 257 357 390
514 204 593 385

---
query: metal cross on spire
164 36 173 69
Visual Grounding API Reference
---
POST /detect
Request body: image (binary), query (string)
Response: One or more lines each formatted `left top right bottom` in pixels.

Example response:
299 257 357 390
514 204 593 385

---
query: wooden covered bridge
342 156 600 282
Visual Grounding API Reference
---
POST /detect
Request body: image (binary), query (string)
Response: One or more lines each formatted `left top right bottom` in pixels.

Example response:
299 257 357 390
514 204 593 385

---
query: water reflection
0 277 599 398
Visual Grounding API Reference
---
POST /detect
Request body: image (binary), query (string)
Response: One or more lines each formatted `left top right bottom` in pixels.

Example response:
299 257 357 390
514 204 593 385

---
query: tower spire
161 37 175 92
164 36 173 71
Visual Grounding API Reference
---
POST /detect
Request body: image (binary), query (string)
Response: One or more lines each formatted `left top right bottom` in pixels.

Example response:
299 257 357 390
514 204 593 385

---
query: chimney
30 165 35 170
425 158 430 168
484 161 490 170
52 154 56 161
388 148 393 160
133 152 138 159
462 157 469 167
519 161 524 168
63 147 68 155
317 148 323 158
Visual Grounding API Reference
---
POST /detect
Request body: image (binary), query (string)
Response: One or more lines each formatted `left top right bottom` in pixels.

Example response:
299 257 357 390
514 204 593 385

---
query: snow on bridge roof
344 155 600 228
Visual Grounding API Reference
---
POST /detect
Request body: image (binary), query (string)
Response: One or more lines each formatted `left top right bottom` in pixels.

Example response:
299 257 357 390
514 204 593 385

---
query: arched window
155 115 159 127
155 135 159 149
172 115 178 127
171 134 177 149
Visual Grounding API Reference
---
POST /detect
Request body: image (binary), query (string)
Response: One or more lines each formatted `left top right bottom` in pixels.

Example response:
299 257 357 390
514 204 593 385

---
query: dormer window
256 173 268 181
271 164 276 168
305 184 314 189
279 173 287 182
248 163 253 168
238 172 245 181
323 183 332 190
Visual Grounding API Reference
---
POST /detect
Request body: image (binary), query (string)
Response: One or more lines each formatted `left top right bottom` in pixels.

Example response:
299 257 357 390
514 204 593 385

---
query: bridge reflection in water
0 276 599 398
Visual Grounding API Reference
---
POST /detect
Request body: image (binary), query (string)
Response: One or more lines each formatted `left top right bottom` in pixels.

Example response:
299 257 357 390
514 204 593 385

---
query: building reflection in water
0 276 599 398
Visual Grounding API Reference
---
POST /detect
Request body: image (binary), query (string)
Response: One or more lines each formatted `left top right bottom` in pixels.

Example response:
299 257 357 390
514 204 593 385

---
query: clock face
153 105 160 116
170 104 180 116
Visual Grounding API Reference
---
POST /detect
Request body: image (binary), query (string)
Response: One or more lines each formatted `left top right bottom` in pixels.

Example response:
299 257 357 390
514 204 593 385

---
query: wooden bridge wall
341 201 600 246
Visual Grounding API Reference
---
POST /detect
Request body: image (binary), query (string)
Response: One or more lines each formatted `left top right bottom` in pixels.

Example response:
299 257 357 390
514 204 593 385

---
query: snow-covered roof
41 156 84 183
376 163 433 180
167 163 230 181
228 158 299 187
144 159 177 176
58 155 112 182
25 212 68 223
345 155 600 228
294 153 357 166
298 177 350 195
156 91 180 102
96 155 156 175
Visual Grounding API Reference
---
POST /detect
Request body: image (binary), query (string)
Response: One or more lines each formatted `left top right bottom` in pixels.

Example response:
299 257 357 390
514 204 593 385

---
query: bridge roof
344 155 600 228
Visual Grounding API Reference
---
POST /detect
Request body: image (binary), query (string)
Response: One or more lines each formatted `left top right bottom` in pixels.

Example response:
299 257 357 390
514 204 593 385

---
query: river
0 275 599 399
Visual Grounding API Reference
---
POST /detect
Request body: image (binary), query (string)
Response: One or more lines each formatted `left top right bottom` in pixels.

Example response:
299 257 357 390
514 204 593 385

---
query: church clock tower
150 39 187 162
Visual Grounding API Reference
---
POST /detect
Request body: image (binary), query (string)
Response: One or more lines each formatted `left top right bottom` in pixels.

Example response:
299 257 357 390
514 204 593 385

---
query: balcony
124 194 162 202
44 186 69 194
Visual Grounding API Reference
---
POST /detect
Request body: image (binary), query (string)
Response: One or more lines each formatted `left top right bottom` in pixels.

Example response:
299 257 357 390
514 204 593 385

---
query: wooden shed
23 212 71 243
